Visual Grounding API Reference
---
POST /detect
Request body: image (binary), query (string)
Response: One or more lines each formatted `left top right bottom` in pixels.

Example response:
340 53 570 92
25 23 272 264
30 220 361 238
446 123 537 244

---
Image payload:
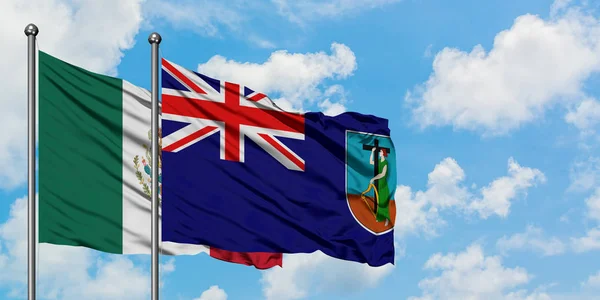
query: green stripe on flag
39 51 124 253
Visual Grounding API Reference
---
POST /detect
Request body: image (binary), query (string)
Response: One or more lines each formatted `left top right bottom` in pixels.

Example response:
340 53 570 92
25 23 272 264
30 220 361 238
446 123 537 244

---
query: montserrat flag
37 51 282 269
161 58 396 266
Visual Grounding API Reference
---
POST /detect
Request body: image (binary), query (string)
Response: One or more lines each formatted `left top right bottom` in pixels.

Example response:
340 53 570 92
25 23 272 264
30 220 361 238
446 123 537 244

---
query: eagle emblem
133 128 162 201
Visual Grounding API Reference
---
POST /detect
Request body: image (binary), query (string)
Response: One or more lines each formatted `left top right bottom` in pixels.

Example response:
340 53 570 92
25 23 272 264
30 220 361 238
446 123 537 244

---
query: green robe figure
370 148 390 225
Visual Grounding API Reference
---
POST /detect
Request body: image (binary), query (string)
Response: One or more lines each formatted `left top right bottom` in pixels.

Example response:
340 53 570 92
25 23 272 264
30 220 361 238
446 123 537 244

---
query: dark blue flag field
160 58 397 266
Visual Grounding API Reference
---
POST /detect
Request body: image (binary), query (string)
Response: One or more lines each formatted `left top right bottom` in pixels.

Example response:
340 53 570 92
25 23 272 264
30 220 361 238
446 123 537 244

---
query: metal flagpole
25 23 38 300
148 32 162 300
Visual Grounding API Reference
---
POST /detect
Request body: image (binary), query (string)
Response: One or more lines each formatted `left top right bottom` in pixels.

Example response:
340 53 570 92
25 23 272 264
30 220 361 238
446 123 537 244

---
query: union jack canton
161 59 306 171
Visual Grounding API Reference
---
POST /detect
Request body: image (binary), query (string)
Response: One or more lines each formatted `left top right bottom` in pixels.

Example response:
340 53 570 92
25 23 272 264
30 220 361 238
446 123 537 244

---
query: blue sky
2 0 600 299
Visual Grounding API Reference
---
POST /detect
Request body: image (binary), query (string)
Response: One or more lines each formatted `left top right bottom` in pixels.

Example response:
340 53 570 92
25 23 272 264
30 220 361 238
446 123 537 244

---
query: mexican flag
38 51 282 269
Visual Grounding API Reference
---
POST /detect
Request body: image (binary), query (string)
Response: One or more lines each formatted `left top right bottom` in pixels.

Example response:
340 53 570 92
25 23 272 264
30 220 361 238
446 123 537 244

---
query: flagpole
149 32 162 300
25 23 38 300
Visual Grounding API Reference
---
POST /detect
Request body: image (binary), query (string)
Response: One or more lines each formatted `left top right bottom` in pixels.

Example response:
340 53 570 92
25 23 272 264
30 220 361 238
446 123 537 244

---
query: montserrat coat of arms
133 128 162 201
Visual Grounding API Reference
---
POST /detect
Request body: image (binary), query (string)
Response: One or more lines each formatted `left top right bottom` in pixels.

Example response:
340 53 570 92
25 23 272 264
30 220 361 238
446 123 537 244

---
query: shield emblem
345 130 396 235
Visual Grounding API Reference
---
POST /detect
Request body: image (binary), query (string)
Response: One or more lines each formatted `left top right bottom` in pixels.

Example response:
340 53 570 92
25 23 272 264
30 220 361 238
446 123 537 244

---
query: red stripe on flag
224 82 241 161
162 94 305 134
162 58 207 94
248 93 267 101
163 126 218 152
258 133 305 171
209 248 282 269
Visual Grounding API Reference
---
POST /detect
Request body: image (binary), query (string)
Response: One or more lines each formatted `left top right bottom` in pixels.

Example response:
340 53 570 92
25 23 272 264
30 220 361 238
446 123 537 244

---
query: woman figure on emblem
369 148 391 226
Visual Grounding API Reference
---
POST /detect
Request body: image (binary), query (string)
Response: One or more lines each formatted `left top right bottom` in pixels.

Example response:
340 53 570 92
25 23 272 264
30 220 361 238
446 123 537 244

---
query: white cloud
158 258 176 288
197 43 356 112
496 225 566 256
424 44 434 58
64 257 149 299
248 35 277 49
194 285 228 300
147 0 402 36
393 157 467 237
468 158 546 219
260 251 394 300
550 0 574 17
581 270 600 289
160 258 175 274
0 0 144 189
143 0 278 49
144 0 242 37
569 156 600 192
317 85 348 116
565 98 600 136
396 157 545 237
318 99 346 116
571 228 600 253
570 188 600 253
409 243 537 300
423 157 470 209
406 4 600 135
0 196 150 299
585 188 600 222
394 184 445 238
504 289 552 300
272 0 401 25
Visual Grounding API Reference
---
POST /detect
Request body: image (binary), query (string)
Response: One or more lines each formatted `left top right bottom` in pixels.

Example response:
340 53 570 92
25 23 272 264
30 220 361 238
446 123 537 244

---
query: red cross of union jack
161 58 306 171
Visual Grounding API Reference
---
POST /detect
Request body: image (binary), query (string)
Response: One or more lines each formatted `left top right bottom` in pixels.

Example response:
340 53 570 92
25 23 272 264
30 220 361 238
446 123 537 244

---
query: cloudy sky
1 0 600 299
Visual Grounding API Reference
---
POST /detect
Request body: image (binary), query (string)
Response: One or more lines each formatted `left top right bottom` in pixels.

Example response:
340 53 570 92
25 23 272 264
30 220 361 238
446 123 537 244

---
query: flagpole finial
24 24 38 36
148 32 161 44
